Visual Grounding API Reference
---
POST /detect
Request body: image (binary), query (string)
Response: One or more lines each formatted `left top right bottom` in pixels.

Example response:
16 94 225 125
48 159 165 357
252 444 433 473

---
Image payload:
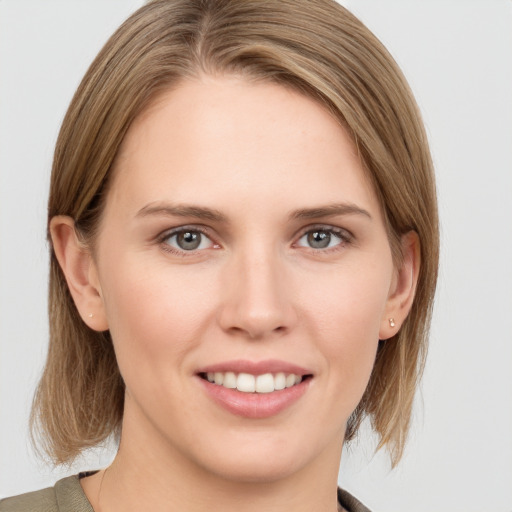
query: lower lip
197 377 311 419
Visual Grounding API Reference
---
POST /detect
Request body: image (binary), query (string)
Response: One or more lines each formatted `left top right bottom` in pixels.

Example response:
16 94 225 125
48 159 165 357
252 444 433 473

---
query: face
89 76 399 483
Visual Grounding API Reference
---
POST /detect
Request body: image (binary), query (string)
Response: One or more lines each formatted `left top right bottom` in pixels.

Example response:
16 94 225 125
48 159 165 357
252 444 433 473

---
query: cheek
301 257 391 338
99 256 216 382
299 260 391 403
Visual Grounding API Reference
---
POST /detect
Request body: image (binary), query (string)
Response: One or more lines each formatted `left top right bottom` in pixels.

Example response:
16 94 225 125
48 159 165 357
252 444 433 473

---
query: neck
85 399 344 512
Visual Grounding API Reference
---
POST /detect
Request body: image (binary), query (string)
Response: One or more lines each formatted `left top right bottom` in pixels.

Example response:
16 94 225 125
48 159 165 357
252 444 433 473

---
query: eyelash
157 226 216 256
295 225 353 253
156 224 353 257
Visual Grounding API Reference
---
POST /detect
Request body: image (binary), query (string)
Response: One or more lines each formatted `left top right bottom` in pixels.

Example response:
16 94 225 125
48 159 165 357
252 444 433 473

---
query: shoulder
0 476 93 512
0 486 57 512
338 487 372 512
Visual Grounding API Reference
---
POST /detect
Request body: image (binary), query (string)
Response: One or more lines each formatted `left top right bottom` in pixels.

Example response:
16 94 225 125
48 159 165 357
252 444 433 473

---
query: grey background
1 1 511 510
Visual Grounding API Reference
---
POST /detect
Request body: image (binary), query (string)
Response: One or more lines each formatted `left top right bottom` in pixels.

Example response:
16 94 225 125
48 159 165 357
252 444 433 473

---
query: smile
202 371 304 393
196 360 313 418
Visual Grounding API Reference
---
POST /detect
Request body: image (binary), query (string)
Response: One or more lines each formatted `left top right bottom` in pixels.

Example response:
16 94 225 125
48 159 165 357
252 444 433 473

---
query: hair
32 0 439 467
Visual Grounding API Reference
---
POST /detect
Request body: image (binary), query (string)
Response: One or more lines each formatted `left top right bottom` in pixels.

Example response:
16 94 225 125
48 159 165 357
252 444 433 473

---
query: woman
0 0 438 511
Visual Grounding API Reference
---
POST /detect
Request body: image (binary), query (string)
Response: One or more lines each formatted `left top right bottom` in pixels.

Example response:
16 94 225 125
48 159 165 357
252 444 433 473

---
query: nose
217 249 298 340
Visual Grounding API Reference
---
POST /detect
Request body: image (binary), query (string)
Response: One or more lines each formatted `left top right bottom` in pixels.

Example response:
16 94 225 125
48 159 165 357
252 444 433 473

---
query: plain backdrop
1 1 511 511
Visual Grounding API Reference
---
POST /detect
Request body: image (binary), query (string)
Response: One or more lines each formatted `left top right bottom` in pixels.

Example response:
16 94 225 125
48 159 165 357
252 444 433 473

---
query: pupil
177 231 201 250
308 230 330 248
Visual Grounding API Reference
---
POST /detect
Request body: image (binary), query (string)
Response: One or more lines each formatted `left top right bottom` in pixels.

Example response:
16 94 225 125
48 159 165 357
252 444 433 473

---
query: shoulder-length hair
32 0 439 466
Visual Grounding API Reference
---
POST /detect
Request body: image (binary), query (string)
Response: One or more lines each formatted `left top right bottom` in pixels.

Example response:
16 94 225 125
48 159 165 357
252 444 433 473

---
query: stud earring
389 318 395 328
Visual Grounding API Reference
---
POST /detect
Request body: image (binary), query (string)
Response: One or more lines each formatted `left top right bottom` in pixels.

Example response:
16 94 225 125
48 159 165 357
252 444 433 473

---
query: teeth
255 373 274 393
285 374 296 388
223 371 237 388
237 373 256 392
204 371 304 393
274 372 286 390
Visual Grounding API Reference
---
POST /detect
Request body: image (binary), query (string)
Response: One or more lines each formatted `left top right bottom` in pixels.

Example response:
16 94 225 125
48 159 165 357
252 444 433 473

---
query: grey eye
163 229 214 252
307 230 332 249
176 231 202 250
297 228 346 250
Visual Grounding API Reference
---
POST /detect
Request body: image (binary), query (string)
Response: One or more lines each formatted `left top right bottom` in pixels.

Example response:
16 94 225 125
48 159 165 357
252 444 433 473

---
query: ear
49 215 109 331
379 231 420 340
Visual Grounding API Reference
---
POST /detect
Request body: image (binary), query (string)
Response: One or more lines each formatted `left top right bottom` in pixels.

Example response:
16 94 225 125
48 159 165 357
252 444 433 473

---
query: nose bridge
219 241 296 338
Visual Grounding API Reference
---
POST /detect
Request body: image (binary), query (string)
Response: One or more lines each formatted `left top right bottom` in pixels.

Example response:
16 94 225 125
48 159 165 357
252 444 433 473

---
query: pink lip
197 359 311 376
195 359 313 419
198 377 311 419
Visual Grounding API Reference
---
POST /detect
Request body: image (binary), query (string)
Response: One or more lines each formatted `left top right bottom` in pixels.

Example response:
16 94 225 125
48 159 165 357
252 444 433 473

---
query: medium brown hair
32 0 439 466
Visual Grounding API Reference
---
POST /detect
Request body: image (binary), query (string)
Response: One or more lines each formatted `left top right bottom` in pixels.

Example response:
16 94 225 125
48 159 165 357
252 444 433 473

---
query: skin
51 75 419 512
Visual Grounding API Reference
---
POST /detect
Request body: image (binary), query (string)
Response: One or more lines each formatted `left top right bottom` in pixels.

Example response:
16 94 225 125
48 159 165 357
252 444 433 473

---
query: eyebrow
136 202 228 222
135 201 372 223
289 203 372 221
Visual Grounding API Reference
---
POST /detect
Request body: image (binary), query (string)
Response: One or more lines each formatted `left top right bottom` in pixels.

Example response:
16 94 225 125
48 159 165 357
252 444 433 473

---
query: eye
296 228 349 250
161 228 216 253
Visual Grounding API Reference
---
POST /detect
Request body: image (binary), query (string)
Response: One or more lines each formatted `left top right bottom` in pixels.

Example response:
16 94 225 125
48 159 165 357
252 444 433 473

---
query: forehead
107 75 379 218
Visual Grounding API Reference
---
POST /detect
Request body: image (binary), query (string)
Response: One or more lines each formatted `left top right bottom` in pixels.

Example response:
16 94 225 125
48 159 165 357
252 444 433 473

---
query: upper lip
196 359 312 376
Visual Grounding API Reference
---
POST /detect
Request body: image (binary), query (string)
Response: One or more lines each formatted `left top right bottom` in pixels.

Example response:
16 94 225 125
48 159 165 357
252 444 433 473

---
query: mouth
198 371 312 394
196 361 313 418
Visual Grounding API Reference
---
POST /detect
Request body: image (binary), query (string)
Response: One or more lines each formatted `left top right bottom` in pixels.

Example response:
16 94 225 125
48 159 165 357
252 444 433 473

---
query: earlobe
49 216 109 331
379 231 420 340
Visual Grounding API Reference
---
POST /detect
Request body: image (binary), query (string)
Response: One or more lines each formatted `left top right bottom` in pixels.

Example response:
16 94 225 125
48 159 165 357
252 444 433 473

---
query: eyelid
157 224 209 239
295 223 354 241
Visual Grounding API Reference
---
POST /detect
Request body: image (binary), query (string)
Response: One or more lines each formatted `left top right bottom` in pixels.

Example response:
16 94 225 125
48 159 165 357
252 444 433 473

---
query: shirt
0 475 371 512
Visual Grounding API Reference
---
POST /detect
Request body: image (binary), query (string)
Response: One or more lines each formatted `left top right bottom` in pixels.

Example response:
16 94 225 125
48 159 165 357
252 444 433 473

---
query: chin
185 430 327 485
204 454 305 484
